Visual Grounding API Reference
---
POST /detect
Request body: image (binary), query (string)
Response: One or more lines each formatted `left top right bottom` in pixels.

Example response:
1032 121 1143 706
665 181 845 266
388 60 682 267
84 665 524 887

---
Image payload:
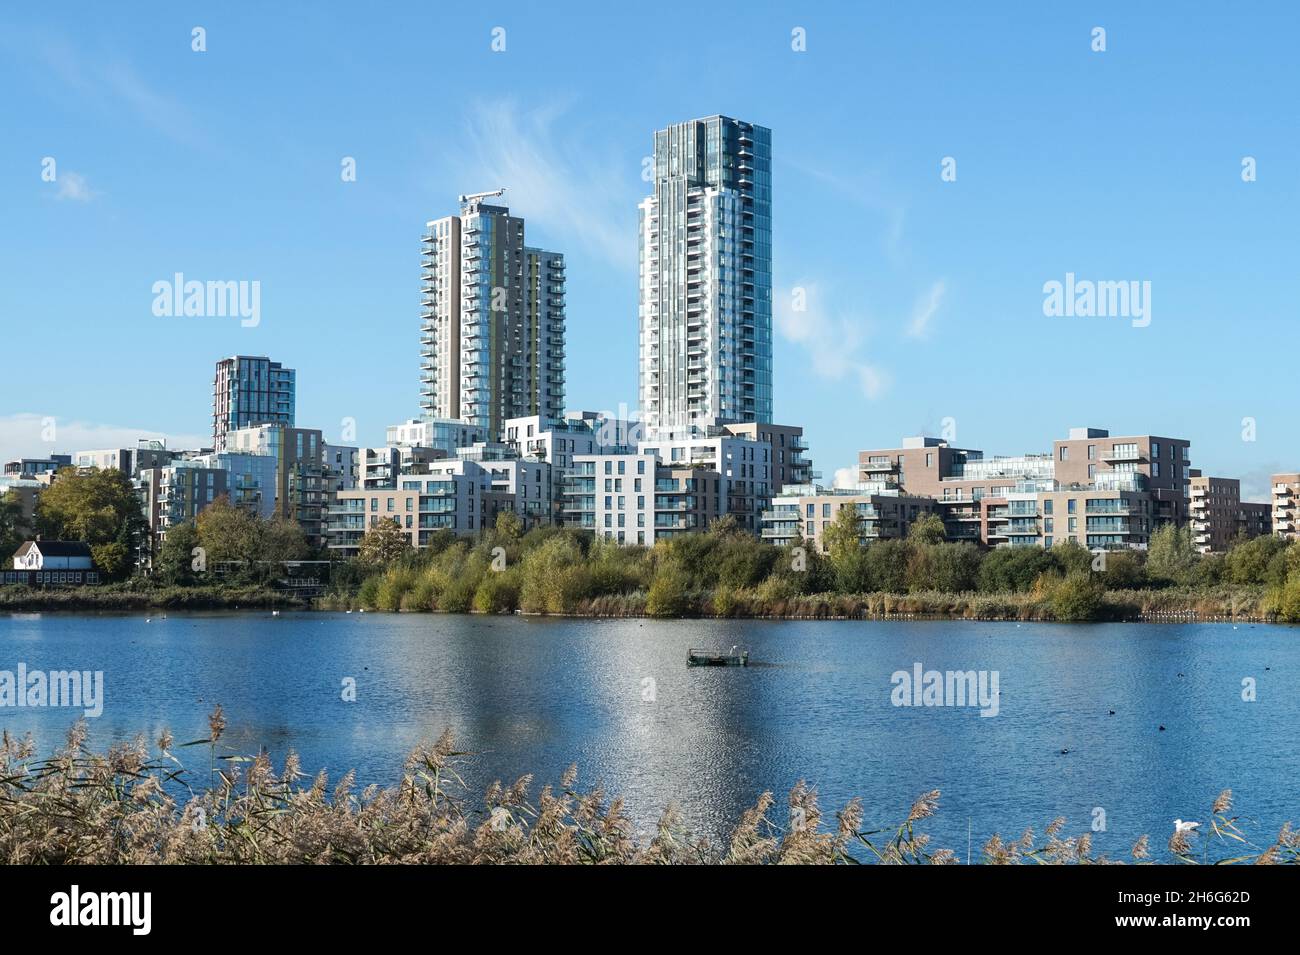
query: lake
1 611 1295 855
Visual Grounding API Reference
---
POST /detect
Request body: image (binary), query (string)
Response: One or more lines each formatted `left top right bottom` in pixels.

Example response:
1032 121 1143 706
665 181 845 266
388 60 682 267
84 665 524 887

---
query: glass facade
640 116 773 432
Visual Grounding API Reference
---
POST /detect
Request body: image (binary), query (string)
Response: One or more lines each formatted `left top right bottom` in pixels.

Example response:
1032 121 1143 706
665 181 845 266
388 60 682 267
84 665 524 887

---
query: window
1087 445 1096 460
1067 499 1076 514
1059 447 1069 461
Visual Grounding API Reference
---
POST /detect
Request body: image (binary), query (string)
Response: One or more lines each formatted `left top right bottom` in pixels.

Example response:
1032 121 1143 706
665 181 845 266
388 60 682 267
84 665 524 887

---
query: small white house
11 541 94 570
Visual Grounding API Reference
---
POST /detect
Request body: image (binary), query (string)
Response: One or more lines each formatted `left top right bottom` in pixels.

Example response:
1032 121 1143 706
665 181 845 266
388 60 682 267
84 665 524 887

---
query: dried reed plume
0 721 1295 866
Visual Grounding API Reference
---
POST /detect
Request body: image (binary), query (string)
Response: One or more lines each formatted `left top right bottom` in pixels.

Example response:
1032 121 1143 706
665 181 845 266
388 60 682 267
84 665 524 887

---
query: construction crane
458 188 506 204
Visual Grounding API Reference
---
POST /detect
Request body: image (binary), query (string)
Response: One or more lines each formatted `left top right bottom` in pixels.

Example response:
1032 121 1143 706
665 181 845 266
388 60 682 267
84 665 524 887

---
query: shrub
1277 576 1300 623
356 574 382 609
375 567 417 611
646 560 692 617
1050 573 1106 621
473 568 521 613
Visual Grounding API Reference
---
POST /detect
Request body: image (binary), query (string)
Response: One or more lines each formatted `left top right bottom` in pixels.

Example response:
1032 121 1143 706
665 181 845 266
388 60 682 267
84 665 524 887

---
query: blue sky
2 3 1297 498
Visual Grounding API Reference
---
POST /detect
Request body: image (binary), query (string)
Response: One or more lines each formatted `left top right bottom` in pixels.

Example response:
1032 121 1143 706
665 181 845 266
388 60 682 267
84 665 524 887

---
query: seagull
1173 819 1200 833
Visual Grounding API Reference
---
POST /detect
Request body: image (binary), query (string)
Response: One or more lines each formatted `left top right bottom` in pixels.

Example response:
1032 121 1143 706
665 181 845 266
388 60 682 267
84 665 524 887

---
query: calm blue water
1 611 1296 854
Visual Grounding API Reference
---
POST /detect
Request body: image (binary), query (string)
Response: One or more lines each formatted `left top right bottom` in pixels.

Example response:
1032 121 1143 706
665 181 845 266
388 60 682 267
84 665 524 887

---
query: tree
907 541 981 593
195 496 261 566
646 558 691 617
520 534 589 613
1221 534 1285 586
820 504 872 593
357 517 410 566
259 516 312 564
1051 572 1106 621
0 491 28 567
34 467 147 579
1099 549 1146 589
155 522 201 584
907 512 946 546
494 509 523 543
1146 525 1199 586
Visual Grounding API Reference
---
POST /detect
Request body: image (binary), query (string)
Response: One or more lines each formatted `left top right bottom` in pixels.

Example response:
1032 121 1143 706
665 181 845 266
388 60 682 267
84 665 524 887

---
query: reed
1 719 1294 865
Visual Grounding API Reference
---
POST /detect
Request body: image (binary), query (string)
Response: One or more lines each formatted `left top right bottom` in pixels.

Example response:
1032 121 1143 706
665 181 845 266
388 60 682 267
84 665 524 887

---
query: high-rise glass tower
212 355 296 451
638 116 772 435
420 191 565 441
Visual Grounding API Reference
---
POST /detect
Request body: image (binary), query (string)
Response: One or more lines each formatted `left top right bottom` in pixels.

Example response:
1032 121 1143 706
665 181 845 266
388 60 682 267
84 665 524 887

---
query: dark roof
13 540 93 558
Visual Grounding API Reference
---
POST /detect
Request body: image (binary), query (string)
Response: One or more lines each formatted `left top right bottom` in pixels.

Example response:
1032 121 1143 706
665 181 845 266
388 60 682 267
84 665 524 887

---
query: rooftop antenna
459 188 506 204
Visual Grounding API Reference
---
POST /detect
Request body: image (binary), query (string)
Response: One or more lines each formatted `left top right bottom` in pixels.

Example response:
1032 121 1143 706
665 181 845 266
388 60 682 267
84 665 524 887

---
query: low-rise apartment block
1188 472 1271 553
225 424 329 543
1272 473 1300 539
138 462 230 549
561 453 720 546
761 481 937 550
856 427 1191 550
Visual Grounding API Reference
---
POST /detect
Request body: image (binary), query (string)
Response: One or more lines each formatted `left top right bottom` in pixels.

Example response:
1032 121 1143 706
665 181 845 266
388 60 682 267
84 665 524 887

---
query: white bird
271 610 280 617
1173 819 1200 833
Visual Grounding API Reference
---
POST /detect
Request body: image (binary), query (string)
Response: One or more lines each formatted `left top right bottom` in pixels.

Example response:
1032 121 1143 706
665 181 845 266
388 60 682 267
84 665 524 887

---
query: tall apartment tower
212 356 296 451
419 190 566 442
639 115 772 436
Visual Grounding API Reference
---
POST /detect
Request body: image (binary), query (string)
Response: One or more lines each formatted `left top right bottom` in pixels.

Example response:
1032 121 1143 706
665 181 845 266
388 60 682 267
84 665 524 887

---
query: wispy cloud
444 98 637 270
775 282 888 399
5 31 209 149
54 171 95 202
0 414 207 467
782 155 911 265
906 279 946 339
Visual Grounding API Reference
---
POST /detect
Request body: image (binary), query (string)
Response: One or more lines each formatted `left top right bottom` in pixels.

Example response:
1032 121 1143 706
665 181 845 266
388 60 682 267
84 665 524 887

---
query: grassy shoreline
1 582 1285 623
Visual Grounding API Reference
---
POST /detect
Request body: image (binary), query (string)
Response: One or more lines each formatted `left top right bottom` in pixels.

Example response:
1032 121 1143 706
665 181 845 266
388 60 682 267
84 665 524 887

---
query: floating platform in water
687 646 749 667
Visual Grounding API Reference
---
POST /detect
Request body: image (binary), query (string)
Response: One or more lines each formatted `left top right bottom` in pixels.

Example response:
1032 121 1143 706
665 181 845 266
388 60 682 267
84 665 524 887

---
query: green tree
155 522 201 584
864 538 909 593
520 534 589 613
357 517 410 566
195 497 261 567
907 542 981 593
907 512 946 546
1051 572 1106 621
259 516 312 565
494 509 523 543
978 547 1057 593
822 504 870 592
34 468 147 579
1099 549 1146 589
0 490 28 567
646 558 691 617
1222 534 1285 586
1146 524 1199 586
